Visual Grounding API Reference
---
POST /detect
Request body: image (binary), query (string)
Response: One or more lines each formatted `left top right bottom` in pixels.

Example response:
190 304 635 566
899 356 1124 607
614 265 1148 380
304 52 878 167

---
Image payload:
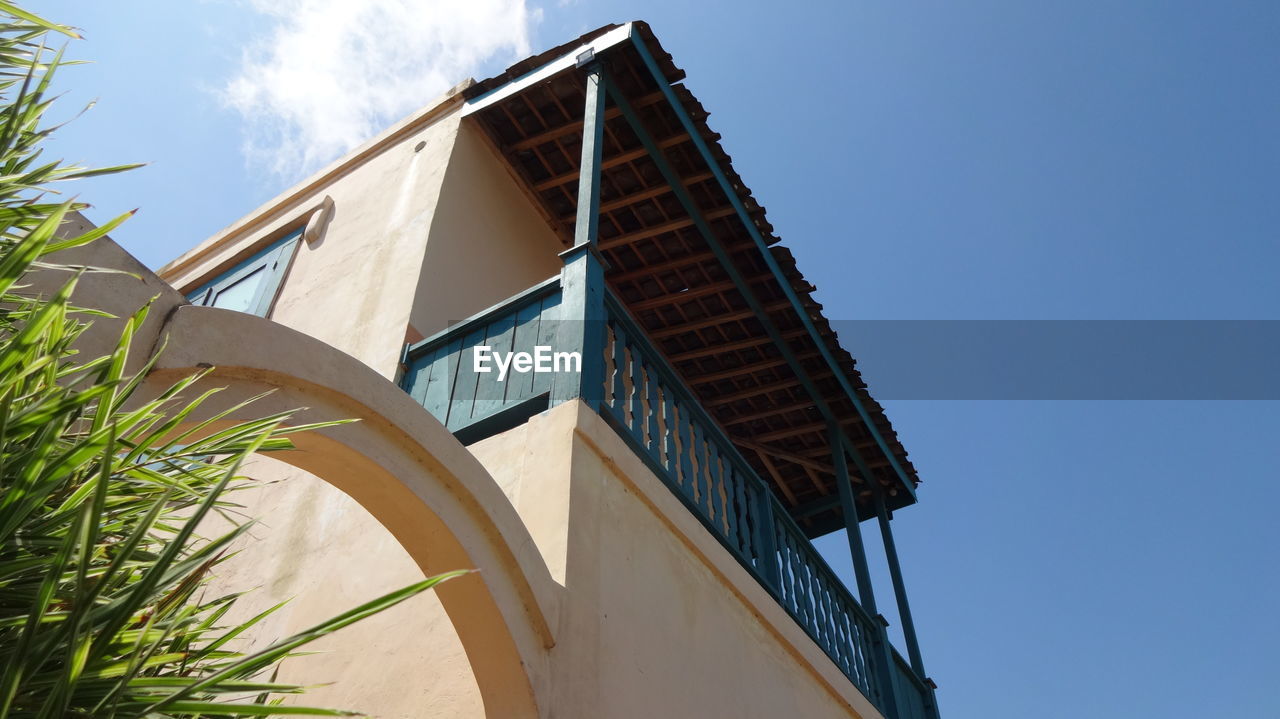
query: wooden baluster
825 583 840 658
788 535 809 632
730 465 749 555
644 365 661 457
755 487 782 590
708 445 727 537
675 404 695 496
609 323 627 421
814 572 832 654
725 466 745 554
849 612 868 692
602 324 616 408
777 530 794 610
836 601 855 679
690 421 710 518
808 557 824 645
661 387 678 474
627 340 645 441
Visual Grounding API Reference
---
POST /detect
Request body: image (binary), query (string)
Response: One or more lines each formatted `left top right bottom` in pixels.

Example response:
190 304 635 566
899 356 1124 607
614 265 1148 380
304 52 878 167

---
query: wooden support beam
723 397 820 426
703 374 829 407
733 438 834 475
647 298 794 339
649 308 755 338
754 415 899 445
533 132 689 192
626 270 784 313
609 248 720 283
606 237 778 285
796 443 897 472
752 422 828 443
597 206 737 250
512 90 665 151
803 466 829 495
793 494 841 519
627 277 737 311
561 170 716 221
689 350 821 385
758 453 829 498
668 328 808 363
753 448 798 507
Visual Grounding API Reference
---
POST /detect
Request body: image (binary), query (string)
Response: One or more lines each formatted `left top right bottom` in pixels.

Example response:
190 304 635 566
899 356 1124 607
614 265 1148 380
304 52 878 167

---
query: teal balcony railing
400 269 938 719
401 277 562 444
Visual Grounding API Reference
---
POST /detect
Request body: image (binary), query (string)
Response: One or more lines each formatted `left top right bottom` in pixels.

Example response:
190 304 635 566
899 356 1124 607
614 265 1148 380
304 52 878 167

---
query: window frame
186 229 302 317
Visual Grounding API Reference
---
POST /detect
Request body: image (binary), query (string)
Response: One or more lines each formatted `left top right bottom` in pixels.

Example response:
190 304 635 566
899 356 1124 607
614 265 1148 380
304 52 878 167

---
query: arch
144 305 560 719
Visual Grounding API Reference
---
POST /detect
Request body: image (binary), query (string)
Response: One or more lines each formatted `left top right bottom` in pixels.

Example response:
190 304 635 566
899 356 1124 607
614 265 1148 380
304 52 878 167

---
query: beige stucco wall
204 459 484 718
409 119 566 337
470 401 882 719
159 95 566 378
160 88 466 378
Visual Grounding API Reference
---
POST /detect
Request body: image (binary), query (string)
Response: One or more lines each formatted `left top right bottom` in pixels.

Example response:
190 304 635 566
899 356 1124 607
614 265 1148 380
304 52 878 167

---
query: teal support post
875 491 941 718
573 55 605 250
552 243 606 408
875 492 926 679
755 487 782 591
844 436 941 716
550 56 607 408
832 424 900 717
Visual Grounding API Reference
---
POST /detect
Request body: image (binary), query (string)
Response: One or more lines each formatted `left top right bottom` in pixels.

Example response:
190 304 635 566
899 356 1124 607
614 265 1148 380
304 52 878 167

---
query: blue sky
44 2 1280 717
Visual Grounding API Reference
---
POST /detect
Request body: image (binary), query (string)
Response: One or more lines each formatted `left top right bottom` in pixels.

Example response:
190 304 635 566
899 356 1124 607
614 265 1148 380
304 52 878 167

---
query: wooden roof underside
465 22 921 535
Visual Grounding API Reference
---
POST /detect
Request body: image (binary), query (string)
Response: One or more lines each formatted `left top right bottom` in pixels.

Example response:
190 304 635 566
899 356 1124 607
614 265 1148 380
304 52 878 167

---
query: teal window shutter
187 230 301 317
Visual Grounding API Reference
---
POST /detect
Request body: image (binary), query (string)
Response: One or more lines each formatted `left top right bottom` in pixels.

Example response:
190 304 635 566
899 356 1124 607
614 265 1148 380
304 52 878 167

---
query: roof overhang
463 21 922 535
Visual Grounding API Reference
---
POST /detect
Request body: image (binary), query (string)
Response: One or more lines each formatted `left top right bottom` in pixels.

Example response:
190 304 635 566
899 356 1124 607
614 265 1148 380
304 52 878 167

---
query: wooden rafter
689 350 822 386
667 328 808 362
533 133 689 192
562 170 715 220
752 448 798 507
735 438 833 475
512 90 666 151
597 206 737 250
722 398 820 426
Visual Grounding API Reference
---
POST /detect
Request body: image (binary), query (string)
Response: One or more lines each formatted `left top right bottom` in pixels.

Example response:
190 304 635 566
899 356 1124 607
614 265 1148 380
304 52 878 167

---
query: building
59 22 941 719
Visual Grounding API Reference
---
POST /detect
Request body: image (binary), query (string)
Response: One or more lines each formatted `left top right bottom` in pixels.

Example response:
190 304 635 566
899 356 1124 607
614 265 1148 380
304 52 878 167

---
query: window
187 230 301 317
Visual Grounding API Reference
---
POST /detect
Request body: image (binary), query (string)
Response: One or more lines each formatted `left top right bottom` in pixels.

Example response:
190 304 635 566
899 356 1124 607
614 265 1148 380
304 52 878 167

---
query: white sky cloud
221 0 539 182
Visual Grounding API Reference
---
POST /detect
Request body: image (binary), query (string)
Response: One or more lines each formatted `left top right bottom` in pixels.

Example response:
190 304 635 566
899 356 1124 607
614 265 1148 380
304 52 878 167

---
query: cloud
221 0 539 181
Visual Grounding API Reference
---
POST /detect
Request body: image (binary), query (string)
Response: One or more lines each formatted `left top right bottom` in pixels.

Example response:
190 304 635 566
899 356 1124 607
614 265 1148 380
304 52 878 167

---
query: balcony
401 264 939 719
